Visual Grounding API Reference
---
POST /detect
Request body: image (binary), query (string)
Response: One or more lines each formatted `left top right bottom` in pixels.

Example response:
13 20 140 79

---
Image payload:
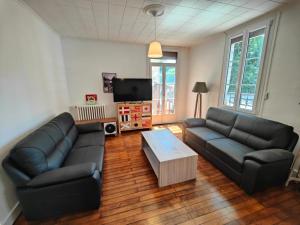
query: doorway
150 52 177 124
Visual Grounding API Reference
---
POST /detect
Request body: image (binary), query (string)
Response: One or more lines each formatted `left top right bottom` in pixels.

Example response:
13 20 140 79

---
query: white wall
187 1 300 154
0 0 69 224
261 1 300 164
186 34 226 118
261 2 300 134
62 38 148 117
62 38 189 121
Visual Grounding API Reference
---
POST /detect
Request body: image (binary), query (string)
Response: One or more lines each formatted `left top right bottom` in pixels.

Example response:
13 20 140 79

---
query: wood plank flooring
15 124 300 225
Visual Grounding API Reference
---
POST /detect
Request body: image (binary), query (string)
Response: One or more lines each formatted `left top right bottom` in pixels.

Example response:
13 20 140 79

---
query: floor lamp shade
192 82 208 118
192 82 208 93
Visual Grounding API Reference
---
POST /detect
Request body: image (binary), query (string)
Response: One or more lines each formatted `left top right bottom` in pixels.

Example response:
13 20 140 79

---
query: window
221 24 270 113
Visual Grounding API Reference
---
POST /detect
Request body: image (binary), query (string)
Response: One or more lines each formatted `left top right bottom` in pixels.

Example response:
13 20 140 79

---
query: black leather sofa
2 112 105 220
183 107 298 194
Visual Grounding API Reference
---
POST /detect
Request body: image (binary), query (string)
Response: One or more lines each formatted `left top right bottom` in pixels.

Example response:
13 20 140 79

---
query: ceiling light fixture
143 4 165 58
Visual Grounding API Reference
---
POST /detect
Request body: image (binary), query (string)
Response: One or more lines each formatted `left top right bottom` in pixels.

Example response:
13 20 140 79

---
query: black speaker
104 122 117 136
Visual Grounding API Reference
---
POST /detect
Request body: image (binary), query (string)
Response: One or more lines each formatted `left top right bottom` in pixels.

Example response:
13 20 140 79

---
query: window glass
223 36 243 107
151 66 163 115
239 28 266 111
165 66 176 114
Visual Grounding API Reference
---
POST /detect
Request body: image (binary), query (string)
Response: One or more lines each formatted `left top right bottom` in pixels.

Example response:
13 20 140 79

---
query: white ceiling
23 0 291 46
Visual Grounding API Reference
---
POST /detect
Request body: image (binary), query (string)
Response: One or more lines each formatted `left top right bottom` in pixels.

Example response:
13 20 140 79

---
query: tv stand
117 102 152 133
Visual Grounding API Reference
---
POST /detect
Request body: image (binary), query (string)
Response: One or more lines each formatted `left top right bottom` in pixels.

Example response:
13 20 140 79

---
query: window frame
150 62 177 115
219 19 272 114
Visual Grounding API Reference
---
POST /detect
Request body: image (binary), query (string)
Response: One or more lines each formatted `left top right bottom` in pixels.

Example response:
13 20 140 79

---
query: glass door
151 63 176 124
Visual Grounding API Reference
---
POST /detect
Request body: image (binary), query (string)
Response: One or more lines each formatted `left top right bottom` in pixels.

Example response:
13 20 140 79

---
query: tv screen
112 78 152 102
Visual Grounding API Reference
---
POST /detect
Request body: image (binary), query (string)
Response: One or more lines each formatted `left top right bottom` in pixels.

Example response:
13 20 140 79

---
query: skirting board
1 202 21 225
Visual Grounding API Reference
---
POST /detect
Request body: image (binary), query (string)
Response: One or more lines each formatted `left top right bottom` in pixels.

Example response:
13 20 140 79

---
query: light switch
264 92 269 100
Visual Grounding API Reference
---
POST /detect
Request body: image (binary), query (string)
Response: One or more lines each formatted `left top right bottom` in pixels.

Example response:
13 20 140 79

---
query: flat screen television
112 78 152 102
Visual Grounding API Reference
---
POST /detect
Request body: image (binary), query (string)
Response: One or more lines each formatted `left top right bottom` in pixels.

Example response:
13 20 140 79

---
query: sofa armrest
76 122 103 133
27 163 96 187
183 118 206 128
244 149 294 164
242 150 294 194
2 156 31 187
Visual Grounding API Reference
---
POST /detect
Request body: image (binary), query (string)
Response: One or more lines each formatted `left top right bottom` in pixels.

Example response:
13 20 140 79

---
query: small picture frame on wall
102 72 117 93
85 94 97 105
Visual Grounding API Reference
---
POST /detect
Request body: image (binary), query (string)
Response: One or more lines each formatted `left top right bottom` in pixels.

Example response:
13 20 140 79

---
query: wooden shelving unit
117 102 152 133
75 117 117 125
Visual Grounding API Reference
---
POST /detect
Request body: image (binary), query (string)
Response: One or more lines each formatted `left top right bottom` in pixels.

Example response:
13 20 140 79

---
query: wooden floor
15 124 300 225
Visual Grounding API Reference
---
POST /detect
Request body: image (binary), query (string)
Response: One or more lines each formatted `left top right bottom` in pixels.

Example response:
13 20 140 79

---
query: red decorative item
142 117 152 127
142 104 151 115
131 113 140 121
85 94 97 105
119 106 130 114
131 106 142 113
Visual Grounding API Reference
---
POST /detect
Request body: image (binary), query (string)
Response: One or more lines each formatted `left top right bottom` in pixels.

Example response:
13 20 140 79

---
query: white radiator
75 105 106 121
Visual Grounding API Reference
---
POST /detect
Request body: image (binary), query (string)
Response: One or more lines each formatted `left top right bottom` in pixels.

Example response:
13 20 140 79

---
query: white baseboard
1 202 21 225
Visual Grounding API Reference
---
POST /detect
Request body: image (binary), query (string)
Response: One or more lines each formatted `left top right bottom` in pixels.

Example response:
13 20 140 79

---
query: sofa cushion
10 130 57 177
65 125 78 147
206 138 254 172
47 138 72 171
9 113 76 177
74 132 105 148
229 114 294 150
63 146 104 172
186 127 225 148
39 122 64 144
206 107 237 136
50 112 75 136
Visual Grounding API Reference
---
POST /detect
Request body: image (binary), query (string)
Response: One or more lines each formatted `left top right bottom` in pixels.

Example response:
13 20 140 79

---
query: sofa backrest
229 113 294 150
206 107 237 136
10 113 78 177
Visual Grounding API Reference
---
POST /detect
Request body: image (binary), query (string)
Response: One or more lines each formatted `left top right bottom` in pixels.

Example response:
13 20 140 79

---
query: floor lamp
192 82 208 118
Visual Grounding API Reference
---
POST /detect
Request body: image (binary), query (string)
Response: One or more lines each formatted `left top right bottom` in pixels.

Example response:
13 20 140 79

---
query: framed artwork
102 72 117 93
85 94 97 105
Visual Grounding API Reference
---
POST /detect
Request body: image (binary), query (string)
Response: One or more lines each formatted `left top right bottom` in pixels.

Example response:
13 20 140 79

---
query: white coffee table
141 129 198 187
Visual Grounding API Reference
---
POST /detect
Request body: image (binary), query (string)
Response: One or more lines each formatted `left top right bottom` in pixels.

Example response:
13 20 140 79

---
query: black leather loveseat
183 107 298 194
2 112 105 220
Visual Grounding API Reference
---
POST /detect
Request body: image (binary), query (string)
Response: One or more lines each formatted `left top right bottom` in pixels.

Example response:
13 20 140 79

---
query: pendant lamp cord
155 16 157 41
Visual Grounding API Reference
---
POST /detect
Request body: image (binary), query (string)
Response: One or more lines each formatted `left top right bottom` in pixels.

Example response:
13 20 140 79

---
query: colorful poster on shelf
142 117 152 128
119 106 130 115
131 121 142 128
131 105 141 113
142 104 151 115
119 114 130 122
131 113 141 121
120 122 130 130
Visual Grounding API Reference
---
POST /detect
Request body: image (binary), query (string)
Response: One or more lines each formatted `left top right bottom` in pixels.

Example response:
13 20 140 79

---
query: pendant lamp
143 4 165 58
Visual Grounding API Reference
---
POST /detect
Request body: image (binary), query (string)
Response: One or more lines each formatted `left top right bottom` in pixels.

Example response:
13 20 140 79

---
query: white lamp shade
148 41 163 58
